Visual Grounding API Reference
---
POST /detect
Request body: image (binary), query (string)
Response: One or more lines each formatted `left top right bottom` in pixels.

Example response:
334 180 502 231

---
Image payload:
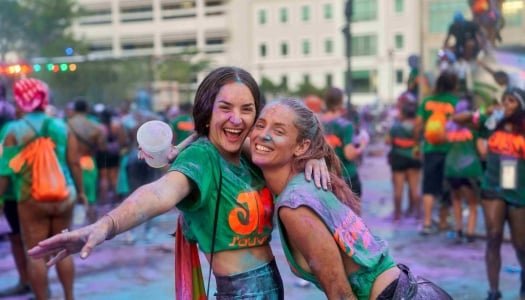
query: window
163 39 197 49
280 42 288 56
396 70 404 84
346 70 377 93
394 34 404 49
395 0 404 13
324 39 333 54
162 1 196 19
259 10 267 25
301 5 310 21
302 39 310 55
79 7 112 25
120 4 153 22
428 2 469 33
325 74 333 87
260 43 267 57
205 37 225 54
281 75 288 89
303 74 310 83
353 0 377 22
502 0 523 27
323 4 333 19
351 35 377 56
122 41 154 50
280 7 288 23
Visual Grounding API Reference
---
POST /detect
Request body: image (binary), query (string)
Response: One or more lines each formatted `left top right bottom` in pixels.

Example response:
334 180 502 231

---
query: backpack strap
22 117 52 146
67 121 97 149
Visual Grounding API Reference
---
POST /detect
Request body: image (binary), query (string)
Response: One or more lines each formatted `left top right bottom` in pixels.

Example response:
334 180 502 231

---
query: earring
206 124 209 128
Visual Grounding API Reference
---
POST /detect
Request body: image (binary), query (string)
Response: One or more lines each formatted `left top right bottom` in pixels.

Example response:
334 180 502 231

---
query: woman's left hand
305 158 330 190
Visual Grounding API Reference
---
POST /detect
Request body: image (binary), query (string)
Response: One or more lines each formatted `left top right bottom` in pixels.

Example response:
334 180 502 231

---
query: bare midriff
205 245 274 276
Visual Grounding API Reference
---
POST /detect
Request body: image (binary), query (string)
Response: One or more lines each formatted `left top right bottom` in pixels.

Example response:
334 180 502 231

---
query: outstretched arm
28 170 192 265
279 206 357 300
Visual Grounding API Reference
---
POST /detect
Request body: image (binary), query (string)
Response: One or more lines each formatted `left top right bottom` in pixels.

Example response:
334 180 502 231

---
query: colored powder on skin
238 252 266 270
273 136 284 143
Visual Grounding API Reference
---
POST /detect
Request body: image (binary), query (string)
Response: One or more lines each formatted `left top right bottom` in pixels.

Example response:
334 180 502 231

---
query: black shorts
388 151 422 172
95 150 120 169
480 189 525 208
422 152 447 196
2 200 20 235
446 177 478 190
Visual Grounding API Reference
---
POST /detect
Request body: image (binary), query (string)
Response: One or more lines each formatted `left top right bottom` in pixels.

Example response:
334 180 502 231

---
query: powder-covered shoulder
277 175 324 208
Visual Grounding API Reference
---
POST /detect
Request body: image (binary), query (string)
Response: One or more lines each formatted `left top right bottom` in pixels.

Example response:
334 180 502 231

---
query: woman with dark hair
27 67 328 299
250 98 452 299
454 87 525 300
415 71 460 235
386 93 422 222
95 107 126 206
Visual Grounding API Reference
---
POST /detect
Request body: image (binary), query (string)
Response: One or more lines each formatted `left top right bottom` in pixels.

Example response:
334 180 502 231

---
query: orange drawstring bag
9 119 69 202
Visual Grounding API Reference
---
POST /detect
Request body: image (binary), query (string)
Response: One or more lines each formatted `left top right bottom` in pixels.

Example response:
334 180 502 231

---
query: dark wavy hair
276 98 361 213
495 87 525 134
192 66 262 136
433 70 458 95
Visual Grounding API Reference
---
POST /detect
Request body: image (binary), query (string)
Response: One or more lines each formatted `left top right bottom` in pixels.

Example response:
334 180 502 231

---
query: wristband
103 214 118 240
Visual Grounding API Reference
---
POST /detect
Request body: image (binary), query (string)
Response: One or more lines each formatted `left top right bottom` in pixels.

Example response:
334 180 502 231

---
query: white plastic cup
136 120 173 168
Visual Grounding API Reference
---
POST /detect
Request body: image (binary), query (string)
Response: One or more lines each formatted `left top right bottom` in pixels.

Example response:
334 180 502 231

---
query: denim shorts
214 259 284 300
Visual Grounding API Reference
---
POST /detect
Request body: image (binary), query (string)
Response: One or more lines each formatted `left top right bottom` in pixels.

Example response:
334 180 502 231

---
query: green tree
0 0 81 59
293 80 324 98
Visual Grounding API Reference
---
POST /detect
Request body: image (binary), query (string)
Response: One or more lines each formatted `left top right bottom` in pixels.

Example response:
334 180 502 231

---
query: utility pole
343 0 353 109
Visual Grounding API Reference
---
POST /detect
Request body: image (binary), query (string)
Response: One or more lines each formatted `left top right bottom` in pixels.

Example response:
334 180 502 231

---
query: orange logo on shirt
325 134 342 148
424 101 455 115
227 188 274 247
177 121 194 131
392 137 416 148
488 131 525 159
447 129 473 142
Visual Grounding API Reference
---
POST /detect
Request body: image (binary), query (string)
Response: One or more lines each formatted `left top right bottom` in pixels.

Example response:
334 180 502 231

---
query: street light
343 0 353 108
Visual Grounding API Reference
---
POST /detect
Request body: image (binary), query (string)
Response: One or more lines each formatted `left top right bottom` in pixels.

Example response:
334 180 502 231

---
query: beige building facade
73 0 524 106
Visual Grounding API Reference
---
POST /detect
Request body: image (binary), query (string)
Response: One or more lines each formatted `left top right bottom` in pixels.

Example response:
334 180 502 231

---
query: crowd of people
383 15 525 297
0 42 523 300
0 79 194 299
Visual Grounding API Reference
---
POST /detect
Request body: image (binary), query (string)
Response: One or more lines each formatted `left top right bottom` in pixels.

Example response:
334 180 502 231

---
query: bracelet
103 214 118 240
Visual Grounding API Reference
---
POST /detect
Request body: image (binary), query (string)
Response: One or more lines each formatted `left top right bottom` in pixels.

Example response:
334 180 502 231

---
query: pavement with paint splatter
0 147 521 299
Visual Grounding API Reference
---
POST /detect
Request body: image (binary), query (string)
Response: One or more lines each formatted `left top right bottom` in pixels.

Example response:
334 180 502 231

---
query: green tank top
275 175 396 299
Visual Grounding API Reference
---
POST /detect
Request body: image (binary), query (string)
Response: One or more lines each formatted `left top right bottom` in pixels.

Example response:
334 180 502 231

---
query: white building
72 0 524 107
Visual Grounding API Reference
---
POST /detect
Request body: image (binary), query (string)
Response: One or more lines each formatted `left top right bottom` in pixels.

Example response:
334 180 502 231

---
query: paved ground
0 150 522 299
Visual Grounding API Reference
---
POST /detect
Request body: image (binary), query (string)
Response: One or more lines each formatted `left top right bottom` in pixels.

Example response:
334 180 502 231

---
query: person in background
0 78 86 300
95 107 126 207
321 87 367 198
443 11 482 61
0 81 31 297
444 99 482 243
27 67 329 299
453 87 525 300
170 102 195 144
415 71 460 235
67 98 107 224
250 98 453 299
385 92 422 222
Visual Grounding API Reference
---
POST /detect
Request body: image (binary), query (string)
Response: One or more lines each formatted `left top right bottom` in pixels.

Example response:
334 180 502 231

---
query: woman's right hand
27 215 114 266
